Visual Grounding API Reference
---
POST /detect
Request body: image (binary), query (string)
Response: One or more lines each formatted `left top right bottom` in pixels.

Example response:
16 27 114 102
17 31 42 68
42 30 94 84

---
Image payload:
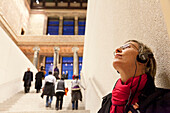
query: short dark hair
49 71 52 74
74 75 79 79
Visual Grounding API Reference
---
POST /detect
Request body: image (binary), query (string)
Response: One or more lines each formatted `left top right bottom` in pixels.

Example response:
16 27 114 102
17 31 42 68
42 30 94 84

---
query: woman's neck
120 69 145 83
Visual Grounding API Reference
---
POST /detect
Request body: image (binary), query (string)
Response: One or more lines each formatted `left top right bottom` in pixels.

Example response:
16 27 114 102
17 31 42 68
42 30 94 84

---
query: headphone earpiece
137 53 147 63
136 52 153 63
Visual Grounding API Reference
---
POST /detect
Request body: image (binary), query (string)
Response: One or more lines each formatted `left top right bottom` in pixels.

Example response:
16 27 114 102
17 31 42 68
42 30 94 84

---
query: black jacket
35 71 44 89
139 88 170 113
98 74 170 113
42 82 55 96
23 71 33 87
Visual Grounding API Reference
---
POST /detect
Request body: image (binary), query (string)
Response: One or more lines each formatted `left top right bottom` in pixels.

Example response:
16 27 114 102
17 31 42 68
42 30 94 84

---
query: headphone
124 51 153 112
116 51 153 74
136 51 153 63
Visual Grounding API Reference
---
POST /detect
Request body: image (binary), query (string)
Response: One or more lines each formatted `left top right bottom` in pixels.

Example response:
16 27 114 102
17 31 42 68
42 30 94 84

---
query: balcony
17 35 84 56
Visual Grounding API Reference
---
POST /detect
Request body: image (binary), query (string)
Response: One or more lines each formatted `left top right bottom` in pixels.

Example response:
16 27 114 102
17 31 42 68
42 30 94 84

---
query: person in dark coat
54 66 59 79
41 71 56 107
23 68 33 93
35 69 44 93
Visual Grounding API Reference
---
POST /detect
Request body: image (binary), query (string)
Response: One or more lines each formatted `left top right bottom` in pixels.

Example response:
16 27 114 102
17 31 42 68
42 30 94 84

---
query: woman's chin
113 59 122 64
113 61 122 68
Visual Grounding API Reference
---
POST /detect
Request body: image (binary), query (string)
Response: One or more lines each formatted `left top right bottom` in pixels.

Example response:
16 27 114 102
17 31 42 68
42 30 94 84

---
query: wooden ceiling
30 0 88 9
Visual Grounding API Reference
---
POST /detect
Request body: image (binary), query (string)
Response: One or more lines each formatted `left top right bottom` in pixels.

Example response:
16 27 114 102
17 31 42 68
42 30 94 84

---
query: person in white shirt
41 71 56 107
71 75 85 110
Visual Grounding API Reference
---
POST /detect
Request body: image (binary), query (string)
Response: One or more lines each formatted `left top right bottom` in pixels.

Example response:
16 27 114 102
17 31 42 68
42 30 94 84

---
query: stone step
0 80 87 113
1 110 90 113
0 91 24 111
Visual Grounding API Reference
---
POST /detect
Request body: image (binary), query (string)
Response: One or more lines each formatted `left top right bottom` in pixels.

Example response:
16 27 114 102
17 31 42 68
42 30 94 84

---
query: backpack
138 88 170 113
98 88 170 113
98 93 112 113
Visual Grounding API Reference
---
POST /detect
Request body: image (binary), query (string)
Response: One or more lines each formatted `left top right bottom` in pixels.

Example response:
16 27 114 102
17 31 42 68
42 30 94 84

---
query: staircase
0 80 90 113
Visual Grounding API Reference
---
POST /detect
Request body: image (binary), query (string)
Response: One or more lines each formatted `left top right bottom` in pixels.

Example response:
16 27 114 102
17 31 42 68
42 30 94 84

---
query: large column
39 55 46 69
72 47 79 75
59 16 63 35
33 46 40 69
53 47 60 70
74 16 78 35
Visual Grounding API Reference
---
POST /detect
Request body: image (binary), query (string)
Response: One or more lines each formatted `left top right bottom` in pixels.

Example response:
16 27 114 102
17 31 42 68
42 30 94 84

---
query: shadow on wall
156 72 170 89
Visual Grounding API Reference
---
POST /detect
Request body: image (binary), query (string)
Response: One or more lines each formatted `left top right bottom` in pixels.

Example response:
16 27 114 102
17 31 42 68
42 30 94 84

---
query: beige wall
82 0 170 112
160 0 170 37
0 26 37 103
26 13 47 35
0 0 29 35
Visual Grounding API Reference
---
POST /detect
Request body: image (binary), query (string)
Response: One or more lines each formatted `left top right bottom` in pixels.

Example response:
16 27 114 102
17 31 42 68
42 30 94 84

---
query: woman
98 40 156 113
71 75 85 110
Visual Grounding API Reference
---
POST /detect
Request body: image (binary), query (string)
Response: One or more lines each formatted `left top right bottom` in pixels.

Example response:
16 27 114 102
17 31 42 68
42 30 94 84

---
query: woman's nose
115 47 122 53
113 47 122 56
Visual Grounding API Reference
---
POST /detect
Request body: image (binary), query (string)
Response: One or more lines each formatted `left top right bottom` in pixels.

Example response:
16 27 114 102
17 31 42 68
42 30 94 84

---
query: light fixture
65 63 68 66
36 0 39 4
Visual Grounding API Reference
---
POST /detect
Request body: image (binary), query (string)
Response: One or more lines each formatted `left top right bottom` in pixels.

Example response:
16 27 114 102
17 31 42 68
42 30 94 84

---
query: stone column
33 46 40 69
53 47 60 70
59 16 63 35
72 47 79 75
74 16 78 35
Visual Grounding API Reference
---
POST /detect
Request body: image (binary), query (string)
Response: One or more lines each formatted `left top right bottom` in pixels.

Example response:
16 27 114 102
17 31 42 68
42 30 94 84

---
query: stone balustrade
17 35 84 46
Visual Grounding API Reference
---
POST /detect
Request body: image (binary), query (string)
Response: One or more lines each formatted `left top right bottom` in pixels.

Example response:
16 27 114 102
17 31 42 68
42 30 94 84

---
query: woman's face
113 42 139 71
